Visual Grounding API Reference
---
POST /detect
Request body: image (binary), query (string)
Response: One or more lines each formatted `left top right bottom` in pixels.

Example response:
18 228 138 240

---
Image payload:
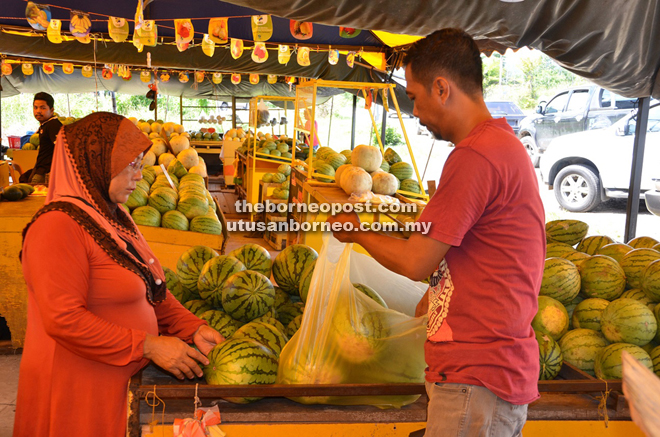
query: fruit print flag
267 74 277 84
135 20 158 47
297 47 311 66
231 38 244 59
42 63 55 75
202 34 215 57
70 11 91 38
212 73 222 84
47 19 63 44
339 27 362 38
160 72 170 82
251 15 273 42
175 19 194 52
347 52 356 68
22 64 34 76
140 71 151 83
81 65 93 77
278 45 291 64
328 49 339 65
252 42 268 63
249 74 260 85
208 18 228 44
62 63 74 74
1 63 12 76
231 74 241 85
290 21 313 40
179 72 189 83
25 2 50 31
108 17 129 43
196 71 205 83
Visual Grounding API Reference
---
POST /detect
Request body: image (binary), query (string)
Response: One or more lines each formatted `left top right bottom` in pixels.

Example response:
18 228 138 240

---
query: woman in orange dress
13 112 224 437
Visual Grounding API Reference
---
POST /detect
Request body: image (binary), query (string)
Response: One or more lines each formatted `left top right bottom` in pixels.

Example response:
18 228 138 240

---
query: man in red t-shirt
329 29 545 436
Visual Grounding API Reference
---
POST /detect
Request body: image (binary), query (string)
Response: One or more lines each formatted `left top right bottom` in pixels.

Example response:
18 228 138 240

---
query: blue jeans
424 381 528 437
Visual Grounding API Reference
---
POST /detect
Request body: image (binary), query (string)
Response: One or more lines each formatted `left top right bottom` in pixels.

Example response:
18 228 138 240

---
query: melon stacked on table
235 132 306 163
261 164 292 202
533 219 660 381
122 152 221 235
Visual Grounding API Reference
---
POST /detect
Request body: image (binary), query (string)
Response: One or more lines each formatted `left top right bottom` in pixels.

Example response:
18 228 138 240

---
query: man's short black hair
404 28 483 96
33 92 55 109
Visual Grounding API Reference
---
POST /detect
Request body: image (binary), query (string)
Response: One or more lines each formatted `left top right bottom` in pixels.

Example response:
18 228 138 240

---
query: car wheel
520 136 540 167
553 165 602 212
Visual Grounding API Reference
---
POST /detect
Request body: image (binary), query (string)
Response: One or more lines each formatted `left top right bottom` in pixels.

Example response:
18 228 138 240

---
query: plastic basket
7 136 21 149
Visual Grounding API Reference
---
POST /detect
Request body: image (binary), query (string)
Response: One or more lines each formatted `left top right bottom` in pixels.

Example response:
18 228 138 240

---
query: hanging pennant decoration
202 34 216 57
364 89 373 110
108 17 129 42
102 68 113 80
346 51 356 68
249 74 260 85
251 15 273 42
62 63 74 74
290 21 313 40
47 19 63 44
133 40 144 53
70 11 91 38
297 46 311 67
339 27 362 38
278 45 291 64
175 19 194 52
208 18 228 44
134 0 145 30
328 49 339 65
140 71 151 83
285 76 296 85
42 63 55 75
382 89 389 113
195 71 205 83
81 65 93 77
25 2 51 31
1 62 12 76
212 73 222 84
122 70 132 81
135 20 157 47
267 74 277 84
252 42 268 63
22 64 34 76
179 72 189 83
77 35 91 44
230 38 244 59
231 74 241 85
160 72 170 82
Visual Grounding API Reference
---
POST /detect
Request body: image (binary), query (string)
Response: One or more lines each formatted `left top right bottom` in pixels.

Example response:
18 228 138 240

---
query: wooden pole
327 96 334 148
351 94 357 150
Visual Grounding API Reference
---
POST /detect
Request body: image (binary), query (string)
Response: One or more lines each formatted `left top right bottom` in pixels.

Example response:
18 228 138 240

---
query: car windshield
485 102 524 115
625 104 660 133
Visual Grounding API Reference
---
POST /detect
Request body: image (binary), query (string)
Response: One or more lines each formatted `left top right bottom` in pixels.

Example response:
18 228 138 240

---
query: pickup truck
518 85 637 166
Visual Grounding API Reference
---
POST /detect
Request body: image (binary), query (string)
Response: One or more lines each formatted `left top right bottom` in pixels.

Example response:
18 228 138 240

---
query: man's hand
193 325 225 356
143 334 210 380
327 211 361 243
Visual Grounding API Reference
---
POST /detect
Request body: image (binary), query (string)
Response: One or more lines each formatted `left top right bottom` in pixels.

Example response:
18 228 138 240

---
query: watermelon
148 187 178 214
252 314 286 334
655 304 660 343
228 244 272 277
545 219 589 246
383 147 402 165
198 256 246 308
180 173 205 186
177 246 219 298
131 205 161 227
565 295 584 329
125 186 149 210
652 346 660 376
183 299 213 317
273 286 291 309
232 321 287 356
558 329 609 376
190 215 223 235
203 338 279 403
390 162 413 181
276 302 304 326
178 194 209 219
298 262 316 303
313 163 335 179
600 298 657 346
628 236 660 249
595 343 652 379
331 302 389 363
222 270 275 323
286 314 302 339
596 243 634 264
642 259 660 302
641 341 659 354
621 248 660 289
563 251 590 267
199 309 243 338
316 146 335 161
272 244 319 295
325 152 347 170
545 243 577 259
163 266 191 304
161 210 189 231
578 255 626 300
278 164 291 176
577 235 615 255
167 158 188 178
540 258 581 304
620 288 655 306
532 296 569 341
271 173 287 184
535 330 563 380
572 298 610 331
399 179 423 196
142 168 156 185
354 283 388 308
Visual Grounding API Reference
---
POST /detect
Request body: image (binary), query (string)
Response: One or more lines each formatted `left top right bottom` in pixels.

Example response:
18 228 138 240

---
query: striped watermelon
380 160 391 172
354 283 388 308
271 173 287 184
178 183 206 197
203 338 279 404
162 210 189 231
384 147 402 165
137 179 151 193
131 205 161 227
316 147 335 161
652 346 660 376
628 236 660 249
199 309 243 338
563 251 590 267
655 243 660 252
163 266 191 304
331 303 389 363
390 162 413 181
177 245 219 298
535 330 563 380
532 296 569 341
222 270 275 323
545 243 577 259
252 314 286 334
641 341 659 354
578 255 626 300
183 299 213 317
545 219 589 246
125 186 149 210
577 235 615 255
272 244 319 295
198 256 246 308
558 329 609 376
642 259 660 302
178 194 209 219
313 162 335 178
278 164 292 176
228 244 272 277
339 150 352 159
286 314 302 339
141 168 156 184
276 302 304 326
620 288 655 306
167 158 188 179
325 152 347 170
596 243 634 264
148 187 178 214
565 295 584 329
232 321 287 356
190 215 223 235
600 298 658 346
595 343 652 379
298 262 316 303
540 258 580 305
273 287 291 310
180 173 205 186
621 248 660 289
399 179 422 195
572 298 610 331
654 304 660 343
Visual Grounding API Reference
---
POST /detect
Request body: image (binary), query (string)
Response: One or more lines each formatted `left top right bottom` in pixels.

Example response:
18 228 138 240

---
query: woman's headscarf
22 112 168 304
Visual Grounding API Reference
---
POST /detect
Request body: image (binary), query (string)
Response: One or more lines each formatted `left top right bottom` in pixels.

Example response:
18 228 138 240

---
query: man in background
20 92 63 184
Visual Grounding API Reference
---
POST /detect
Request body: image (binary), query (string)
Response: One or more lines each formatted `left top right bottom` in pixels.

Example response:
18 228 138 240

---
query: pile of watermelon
261 164 292 201
122 164 222 235
236 131 307 164
534 219 660 381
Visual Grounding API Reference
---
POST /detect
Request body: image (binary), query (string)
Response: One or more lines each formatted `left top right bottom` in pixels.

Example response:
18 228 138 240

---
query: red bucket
7 136 21 149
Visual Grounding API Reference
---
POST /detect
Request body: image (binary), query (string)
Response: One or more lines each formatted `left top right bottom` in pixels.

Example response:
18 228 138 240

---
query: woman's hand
193 325 225 356
143 334 209 380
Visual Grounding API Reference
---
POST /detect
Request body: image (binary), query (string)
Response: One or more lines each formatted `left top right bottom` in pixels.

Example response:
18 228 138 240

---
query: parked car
485 101 526 135
519 85 637 166
539 102 660 212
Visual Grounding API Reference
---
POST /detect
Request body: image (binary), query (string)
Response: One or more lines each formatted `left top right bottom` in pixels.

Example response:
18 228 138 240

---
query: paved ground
0 354 20 437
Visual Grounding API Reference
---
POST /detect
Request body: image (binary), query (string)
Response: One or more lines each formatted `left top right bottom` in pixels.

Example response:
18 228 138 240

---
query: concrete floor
0 353 20 437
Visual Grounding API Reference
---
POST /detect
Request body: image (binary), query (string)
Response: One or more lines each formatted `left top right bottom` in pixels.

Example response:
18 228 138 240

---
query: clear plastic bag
277 234 428 408
256 99 270 127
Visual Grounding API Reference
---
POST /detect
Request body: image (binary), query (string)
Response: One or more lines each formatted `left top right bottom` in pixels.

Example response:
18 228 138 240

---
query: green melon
354 283 388 308
545 219 589 246
572 298 610 331
131 205 161 227
600 298 657 346
199 309 243 338
596 243 634 264
535 330 563 380
628 236 660 249
565 295 584 329
325 152 347 170
620 288 655 306
651 345 660 376
578 255 626 300
532 296 569 341
298 262 316 303
125 186 149 210
595 343 652 379
331 302 389 364
654 304 660 343
540 258 581 304
190 215 223 235
167 158 188 179
621 248 660 289
558 329 610 376
286 314 302 339
222 270 275 323
180 173 205 187
232 321 287 356
563 251 590 267
390 162 413 181
399 179 422 196
642 259 660 302
161 210 189 231
198 256 246 308
183 299 213 317
545 243 577 259
176 245 219 298
178 194 209 219
383 147 402 165
577 236 615 255
272 244 319 295
163 266 191 304
251 314 286 334
142 168 156 185
228 244 272 277
276 302 304 327
273 287 291 310
148 187 178 214
315 147 335 161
